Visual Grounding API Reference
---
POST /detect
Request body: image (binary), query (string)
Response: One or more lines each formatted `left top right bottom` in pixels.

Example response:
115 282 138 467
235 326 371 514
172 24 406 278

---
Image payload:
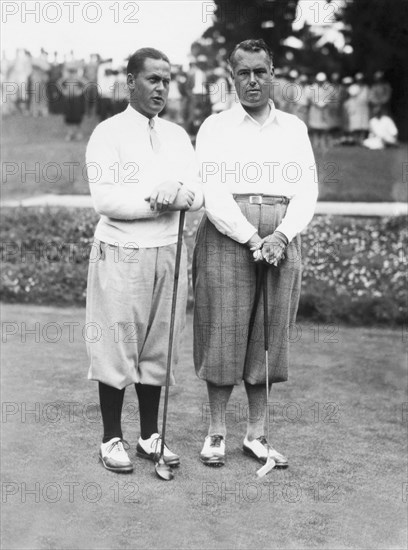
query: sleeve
196 117 258 244
86 124 159 220
274 121 319 242
177 129 204 211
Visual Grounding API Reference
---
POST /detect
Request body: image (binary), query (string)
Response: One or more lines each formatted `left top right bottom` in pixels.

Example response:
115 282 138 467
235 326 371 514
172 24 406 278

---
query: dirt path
1 194 407 217
1 304 407 549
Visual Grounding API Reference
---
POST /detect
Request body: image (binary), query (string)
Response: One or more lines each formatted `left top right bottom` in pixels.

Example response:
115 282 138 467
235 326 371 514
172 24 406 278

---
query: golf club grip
160 210 185 454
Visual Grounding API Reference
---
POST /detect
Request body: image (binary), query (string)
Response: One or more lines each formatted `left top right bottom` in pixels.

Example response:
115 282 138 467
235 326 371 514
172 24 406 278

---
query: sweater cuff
234 223 259 244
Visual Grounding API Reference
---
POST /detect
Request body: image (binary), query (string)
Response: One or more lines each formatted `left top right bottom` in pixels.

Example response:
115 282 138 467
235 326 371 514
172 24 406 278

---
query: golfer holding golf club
86 47 202 474
193 39 318 470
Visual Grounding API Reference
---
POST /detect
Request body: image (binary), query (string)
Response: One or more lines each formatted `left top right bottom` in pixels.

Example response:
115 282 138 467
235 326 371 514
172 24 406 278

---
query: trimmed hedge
1 207 406 325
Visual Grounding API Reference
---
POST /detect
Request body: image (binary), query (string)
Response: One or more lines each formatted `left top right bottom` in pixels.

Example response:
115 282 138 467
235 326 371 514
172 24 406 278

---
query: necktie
149 118 161 153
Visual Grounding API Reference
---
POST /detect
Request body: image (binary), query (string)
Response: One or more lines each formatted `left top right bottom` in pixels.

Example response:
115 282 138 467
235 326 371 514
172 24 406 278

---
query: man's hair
228 39 274 69
127 47 170 77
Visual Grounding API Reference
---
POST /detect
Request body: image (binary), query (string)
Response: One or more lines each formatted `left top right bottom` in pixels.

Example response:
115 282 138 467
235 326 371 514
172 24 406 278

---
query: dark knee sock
135 383 161 439
98 382 125 443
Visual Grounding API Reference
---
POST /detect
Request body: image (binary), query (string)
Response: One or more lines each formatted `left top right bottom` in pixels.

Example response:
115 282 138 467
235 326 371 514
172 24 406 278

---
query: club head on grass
256 457 276 478
155 457 174 481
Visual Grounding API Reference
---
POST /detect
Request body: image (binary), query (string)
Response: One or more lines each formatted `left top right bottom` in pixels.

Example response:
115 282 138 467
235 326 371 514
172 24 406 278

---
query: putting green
1 304 406 549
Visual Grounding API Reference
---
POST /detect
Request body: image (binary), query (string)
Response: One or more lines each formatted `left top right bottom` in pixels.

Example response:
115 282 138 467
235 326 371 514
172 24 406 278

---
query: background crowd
1 47 398 150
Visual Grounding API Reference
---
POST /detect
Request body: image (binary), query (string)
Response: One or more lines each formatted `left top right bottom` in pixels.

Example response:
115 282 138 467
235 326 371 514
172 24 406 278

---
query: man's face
231 49 273 109
127 57 171 118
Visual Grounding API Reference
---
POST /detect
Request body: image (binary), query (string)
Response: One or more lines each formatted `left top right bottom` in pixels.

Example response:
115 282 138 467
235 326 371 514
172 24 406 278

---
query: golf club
155 210 185 481
256 267 276 478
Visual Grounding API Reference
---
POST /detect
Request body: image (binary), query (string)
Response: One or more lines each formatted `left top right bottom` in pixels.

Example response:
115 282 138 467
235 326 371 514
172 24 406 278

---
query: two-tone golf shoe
136 433 180 467
199 434 225 466
99 437 134 473
243 436 288 468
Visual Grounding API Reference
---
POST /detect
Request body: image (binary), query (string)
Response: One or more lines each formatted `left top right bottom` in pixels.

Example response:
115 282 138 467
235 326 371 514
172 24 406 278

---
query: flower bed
1 207 406 325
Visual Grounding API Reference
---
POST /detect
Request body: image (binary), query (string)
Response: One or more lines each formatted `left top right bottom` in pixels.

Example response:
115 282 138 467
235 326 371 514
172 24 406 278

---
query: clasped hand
248 232 287 266
145 181 195 211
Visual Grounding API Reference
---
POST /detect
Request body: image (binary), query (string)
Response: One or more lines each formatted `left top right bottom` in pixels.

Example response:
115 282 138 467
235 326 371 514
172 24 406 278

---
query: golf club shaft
160 210 185 456
263 269 270 444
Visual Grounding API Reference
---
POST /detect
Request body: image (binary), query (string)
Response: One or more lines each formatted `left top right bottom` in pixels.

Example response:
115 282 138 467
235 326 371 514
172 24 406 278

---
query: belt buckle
249 195 262 205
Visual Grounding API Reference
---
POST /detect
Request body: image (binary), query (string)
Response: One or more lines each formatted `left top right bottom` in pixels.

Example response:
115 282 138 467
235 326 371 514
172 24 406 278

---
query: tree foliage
339 0 408 71
202 0 300 64
197 0 407 137
339 0 408 138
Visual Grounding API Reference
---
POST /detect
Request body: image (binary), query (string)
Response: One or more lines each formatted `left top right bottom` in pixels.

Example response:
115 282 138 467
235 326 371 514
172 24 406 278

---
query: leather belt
233 194 290 205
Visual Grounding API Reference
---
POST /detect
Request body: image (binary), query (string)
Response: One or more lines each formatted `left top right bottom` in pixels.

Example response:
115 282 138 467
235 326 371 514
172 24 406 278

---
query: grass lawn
1 113 407 202
1 304 407 550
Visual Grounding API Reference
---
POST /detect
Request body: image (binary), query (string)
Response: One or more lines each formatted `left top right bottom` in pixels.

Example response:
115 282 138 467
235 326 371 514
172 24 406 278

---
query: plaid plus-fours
193 201 302 386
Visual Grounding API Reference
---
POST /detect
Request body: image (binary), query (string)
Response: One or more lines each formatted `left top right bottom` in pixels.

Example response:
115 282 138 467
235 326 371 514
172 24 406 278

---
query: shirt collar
231 99 278 128
124 104 159 128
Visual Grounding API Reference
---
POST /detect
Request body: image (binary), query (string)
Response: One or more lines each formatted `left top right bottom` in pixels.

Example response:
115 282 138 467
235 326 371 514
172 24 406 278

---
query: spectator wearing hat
270 66 290 111
340 76 354 144
162 66 184 124
283 69 300 116
294 73 311 122
208 66 233 114
8 48 32 115
84 54 100 117
343 72 370 144
111 65 128 116
48 52 64 115
369 71 392 118
57 61 88 141
326 72 344 143
29 49 51 117
1 52 13 116
97 59 115 121
186 57 210 134
308 72 331 148
292 74 310 125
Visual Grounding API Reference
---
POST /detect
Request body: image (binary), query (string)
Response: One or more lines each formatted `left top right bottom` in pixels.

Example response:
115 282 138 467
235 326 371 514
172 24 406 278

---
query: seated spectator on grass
363 106 398 150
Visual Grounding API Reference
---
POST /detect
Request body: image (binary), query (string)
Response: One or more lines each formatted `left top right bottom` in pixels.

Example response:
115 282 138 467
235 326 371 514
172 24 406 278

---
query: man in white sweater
86 47 202 473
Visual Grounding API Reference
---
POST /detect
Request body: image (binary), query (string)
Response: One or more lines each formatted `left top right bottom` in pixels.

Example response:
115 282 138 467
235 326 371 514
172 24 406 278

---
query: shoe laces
257 435 268 447
151 435 166 454
257 436 275 454
210 435 224 447
106 439 130 456
151 435 160 452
